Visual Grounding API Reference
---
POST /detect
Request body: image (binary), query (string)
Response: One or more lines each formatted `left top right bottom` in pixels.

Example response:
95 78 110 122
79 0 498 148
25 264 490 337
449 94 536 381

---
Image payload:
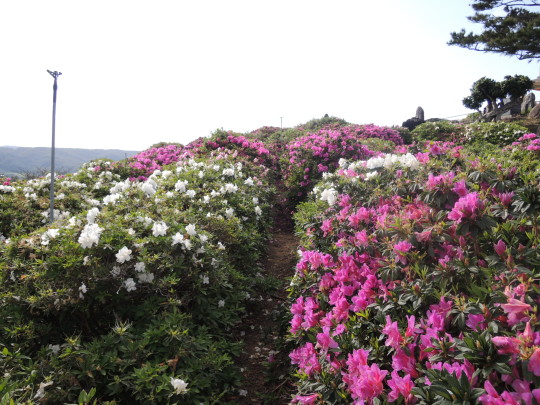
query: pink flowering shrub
289 141 540 403
282 124 402 205
124 143 191 180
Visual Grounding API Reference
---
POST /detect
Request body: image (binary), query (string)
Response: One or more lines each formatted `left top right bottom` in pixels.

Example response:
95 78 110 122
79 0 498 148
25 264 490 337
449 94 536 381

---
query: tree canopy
449 0 540 60
463 74 532 112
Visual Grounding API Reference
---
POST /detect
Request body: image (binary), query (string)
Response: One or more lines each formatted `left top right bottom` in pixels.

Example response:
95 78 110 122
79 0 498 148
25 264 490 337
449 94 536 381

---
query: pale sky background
1 0 539 151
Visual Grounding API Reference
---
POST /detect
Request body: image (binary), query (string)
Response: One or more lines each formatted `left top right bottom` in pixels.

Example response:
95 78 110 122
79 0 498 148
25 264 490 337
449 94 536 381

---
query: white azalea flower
170 377 188 395
172 232 184 245
152 221 168 237
320 188 338 206
137 272 154 283
116 246 132 264
124 278 137 292
222 168 235 177
141 181 156 196
134 262 146 272
185 224 196 236
174 180 188 193
78 224 103 248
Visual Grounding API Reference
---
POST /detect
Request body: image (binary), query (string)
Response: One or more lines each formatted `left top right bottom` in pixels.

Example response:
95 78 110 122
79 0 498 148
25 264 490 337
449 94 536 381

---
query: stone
415 107 424 121
529 103 540 119
401 117 423 131
521 93 536 115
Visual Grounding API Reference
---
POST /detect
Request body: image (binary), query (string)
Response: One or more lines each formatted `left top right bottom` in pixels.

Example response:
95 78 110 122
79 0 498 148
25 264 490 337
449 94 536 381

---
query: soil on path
235 205 299 404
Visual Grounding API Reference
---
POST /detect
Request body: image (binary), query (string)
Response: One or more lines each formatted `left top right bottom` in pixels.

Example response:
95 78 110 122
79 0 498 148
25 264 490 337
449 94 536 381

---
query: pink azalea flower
501 298 531 326
345 363 388 402
290 343 321 376
528 347 540 377
492 336 521 355
453 180 468 197
382 315 403 349
466 313 486 331
320 219 333 236
392 345 419 378
293 394 319 404
387 371 416 403
447 192 484 223
414 230 432 242
346 349 369 373
316 327 339 351
393 240 412 265
494 239 507 257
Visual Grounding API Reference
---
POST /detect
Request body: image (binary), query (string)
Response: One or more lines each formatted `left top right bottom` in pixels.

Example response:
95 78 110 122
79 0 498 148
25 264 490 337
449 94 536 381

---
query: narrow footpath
235 200 299 404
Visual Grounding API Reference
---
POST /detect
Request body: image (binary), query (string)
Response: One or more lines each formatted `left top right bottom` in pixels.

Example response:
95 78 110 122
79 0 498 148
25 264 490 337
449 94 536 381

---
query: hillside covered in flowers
1 118 540 404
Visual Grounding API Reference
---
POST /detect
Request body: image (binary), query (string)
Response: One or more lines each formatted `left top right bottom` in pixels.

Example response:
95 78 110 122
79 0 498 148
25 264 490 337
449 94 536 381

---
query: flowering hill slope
1 122 540 404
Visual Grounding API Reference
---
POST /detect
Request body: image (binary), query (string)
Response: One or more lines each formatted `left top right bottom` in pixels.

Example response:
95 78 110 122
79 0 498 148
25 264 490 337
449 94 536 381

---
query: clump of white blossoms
78 224 104 249
171 233 192 250
137 272 154 283
0 185 15 193
364 171 379 181
86 207 100 224
134 262 146 272
116 247 132 263
124 278 136 292
320 188 338 206
254 206 262 216
185 224 197 236
175 180 188 193
152 221 168 237
222 168 235 177
170 377 188 395
141 178 157 196
41 229 59 246
223 183 238 194
348 153 421 172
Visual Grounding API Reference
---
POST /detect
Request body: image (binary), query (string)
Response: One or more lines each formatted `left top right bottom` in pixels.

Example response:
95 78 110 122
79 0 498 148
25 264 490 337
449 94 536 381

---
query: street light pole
47 70 61 224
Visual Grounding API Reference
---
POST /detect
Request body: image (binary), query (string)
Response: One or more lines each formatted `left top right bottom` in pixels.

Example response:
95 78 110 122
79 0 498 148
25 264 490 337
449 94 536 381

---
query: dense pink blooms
393 240 412 265
382 315 403 349
387 371 416 403
447 192 484 223
344 363 388 403
290 343 321 376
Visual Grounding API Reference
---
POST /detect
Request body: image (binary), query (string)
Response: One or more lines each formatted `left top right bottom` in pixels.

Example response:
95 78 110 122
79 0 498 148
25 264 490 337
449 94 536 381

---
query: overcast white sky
0 0 538 151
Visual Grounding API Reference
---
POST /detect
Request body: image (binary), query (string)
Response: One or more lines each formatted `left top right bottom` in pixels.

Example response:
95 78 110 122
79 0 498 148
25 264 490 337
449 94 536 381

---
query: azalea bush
411 121 464 143
281 125 403 206
288 140 540 404
464 122 529 146
0 148 274 403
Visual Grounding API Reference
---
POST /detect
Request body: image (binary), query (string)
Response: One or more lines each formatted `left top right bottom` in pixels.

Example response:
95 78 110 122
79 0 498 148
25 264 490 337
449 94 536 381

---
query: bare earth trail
234 198 299 404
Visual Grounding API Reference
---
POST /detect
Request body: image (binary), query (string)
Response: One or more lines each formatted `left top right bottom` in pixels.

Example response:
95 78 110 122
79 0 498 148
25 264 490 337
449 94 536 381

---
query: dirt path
234 208 299 404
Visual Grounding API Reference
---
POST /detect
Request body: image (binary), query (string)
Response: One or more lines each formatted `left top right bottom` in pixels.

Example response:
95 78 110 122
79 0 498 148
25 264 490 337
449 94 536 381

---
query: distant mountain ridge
0 146 140 177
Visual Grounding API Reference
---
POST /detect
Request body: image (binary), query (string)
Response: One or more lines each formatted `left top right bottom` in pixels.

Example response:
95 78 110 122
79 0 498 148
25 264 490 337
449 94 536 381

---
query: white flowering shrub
0 151 273 403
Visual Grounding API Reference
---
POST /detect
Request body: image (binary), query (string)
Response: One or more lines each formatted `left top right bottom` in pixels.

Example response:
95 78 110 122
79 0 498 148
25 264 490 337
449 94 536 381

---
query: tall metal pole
47 70 61 223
